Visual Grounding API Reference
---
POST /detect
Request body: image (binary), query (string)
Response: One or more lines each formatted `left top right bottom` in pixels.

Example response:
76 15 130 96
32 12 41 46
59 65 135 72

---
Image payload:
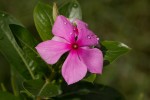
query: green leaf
0 91 20 100
59 0 82 21
9 24 50 79
58 82 125 100
23 80 61 98
0 11 34 79
83 74 96 83
9 24 38 51
101 41 131 66
34 2 54 41
9 24 38 77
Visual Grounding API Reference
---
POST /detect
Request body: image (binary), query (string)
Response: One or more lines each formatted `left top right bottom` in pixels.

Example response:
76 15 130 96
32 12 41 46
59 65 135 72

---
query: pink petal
75 19 99 46
52 15 75 42
62 50 87 85
35 40 70 64
78 48 103 74
52 36 70 44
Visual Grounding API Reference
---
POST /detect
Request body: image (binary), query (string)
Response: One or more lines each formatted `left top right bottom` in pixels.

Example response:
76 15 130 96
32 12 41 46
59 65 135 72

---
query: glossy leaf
0 12 33 79
34 2 54 41
57 82 125 100
9 24 50 79
101 41 131 66
9 24 38 50
0 91 20 100
59 0 82 21
23 79 61 98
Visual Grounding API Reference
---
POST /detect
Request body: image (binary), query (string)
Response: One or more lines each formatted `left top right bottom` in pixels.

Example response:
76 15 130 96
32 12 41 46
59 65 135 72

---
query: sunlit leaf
59 0 82 21
101 41 131 66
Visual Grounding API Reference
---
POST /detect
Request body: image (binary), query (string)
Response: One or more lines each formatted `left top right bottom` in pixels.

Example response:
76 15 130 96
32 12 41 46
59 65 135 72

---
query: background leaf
34 2 54 41
23 79 61 98
57 82 125 100
59 0 82 21
0 91 20 100
101 41 131 66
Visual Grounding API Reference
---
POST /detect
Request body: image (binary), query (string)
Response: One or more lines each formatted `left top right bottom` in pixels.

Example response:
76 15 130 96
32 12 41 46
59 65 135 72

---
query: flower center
72 44 78 49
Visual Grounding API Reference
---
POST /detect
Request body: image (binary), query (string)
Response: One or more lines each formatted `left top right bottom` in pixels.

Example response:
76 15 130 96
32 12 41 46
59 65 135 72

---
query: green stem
0 83 7 92
38 80 49 96
48 65 55 81
11 70 19 96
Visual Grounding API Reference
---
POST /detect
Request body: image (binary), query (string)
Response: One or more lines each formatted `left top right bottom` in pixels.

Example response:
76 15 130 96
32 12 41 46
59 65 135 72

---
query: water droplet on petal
64 22 67 25
85 24 88 27
70 32 73 35
87 35 91 39
97 38 99 40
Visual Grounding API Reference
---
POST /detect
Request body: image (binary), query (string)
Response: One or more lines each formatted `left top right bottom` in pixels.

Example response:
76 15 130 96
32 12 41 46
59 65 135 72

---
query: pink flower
35 15 103 85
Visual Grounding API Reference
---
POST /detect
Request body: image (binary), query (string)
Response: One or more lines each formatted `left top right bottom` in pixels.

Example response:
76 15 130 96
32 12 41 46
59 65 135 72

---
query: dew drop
29 60 34 67
97 38 99 40
87 35 91 39
73 3 78 8
85 24 88 27
70 32 73 35
64 22 67 25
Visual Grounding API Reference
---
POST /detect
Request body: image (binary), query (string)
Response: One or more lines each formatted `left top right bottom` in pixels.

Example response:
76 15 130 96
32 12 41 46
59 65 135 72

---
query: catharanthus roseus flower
35 15 103 85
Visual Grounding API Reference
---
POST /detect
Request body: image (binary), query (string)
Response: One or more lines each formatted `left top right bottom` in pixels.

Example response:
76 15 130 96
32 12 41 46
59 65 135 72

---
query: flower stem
11 76 19 96
0 83 7 92
48 65 55 81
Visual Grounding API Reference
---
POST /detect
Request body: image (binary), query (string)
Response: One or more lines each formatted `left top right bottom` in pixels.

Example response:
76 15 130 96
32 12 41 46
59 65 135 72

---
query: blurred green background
0 0 150 100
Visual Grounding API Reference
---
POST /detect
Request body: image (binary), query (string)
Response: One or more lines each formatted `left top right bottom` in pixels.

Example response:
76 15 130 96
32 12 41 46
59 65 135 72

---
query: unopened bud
53 2 59 21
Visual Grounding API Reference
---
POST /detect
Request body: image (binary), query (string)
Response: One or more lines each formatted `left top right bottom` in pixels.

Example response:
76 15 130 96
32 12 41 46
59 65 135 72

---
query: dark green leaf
0 91 20 100
34 2 54 41
9 24 50 79
9 24 38 50
59 0 82 21
57 82 125 100
0 11 33 79
101 41 131 66
23 79 61 98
